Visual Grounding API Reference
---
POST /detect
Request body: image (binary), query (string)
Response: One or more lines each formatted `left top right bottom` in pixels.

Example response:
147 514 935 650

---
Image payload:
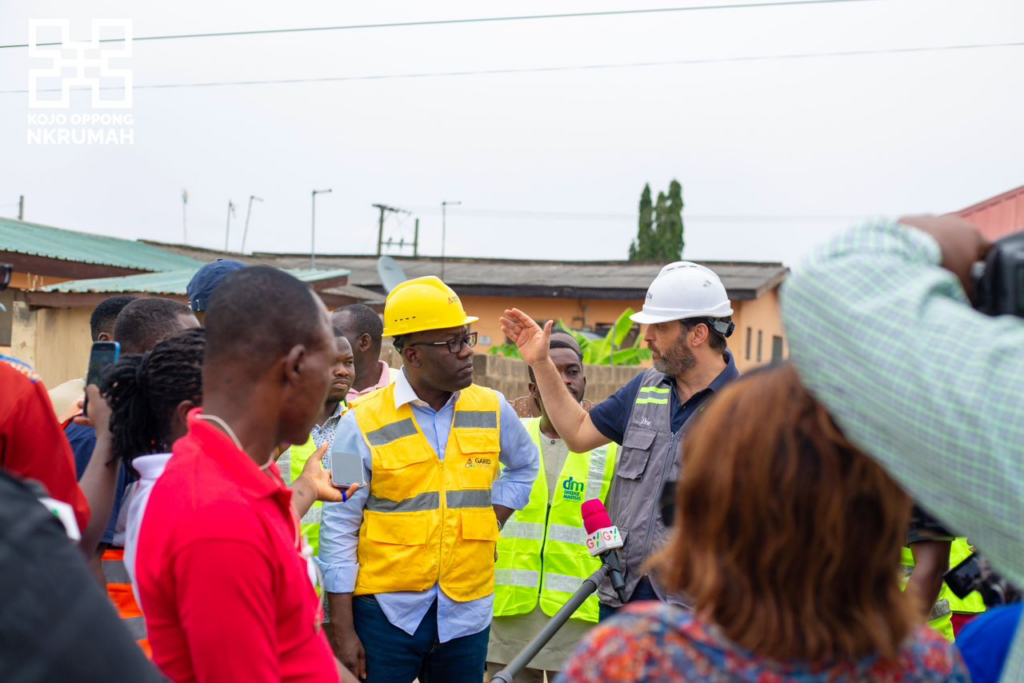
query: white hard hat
630 261 734 325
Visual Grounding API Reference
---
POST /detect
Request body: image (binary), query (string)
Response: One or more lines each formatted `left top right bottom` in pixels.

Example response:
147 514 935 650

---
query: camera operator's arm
783 217 1024 603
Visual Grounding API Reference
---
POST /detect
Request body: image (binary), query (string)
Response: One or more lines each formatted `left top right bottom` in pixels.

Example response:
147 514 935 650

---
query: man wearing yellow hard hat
320 276 539 683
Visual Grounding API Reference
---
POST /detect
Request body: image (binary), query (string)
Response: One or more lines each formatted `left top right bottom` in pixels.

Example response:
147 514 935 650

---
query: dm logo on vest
561 477 585 502
464 457 492 468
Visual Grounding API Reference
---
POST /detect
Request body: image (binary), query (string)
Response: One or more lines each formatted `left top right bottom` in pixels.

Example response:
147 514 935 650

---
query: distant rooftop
954 184 1024 241
1 217 206 273
41 267 353 295
146 241 788 301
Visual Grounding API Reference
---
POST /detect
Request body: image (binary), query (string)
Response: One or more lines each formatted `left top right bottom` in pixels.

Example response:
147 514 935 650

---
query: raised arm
500 310 610 452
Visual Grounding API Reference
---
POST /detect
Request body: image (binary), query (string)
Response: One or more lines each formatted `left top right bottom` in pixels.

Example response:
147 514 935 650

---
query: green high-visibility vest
493 417 618 624
901 537 986 642
280 436 324 557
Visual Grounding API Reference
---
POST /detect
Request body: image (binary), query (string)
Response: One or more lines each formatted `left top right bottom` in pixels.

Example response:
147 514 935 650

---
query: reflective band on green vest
496 568 541 587
502 521 545 541
493 417 618 624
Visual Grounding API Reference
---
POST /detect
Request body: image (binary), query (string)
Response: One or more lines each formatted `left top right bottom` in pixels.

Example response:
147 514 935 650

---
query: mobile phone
329 442 366 489
83 341 120 417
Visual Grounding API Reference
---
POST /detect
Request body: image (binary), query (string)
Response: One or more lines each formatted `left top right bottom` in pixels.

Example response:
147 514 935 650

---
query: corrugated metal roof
0 217 206 272
41 267 351 294
142 241 788 299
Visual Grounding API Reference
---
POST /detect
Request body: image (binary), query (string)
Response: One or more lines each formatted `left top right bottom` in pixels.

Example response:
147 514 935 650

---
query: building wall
729 289 787 372
11 303 93 388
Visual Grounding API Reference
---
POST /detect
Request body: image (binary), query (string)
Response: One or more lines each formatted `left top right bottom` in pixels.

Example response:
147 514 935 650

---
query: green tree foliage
489 309 652 366
629 180 685 261
629 184 655 260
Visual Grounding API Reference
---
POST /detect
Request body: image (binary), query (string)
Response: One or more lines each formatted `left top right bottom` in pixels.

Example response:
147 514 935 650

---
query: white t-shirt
120 452 172 605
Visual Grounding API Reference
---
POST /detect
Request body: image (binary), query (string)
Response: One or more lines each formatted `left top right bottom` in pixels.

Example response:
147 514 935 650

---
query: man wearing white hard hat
501 262 739 618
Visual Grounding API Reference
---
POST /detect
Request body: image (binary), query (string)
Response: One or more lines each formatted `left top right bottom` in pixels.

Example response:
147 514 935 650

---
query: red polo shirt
136 410 338 683
0 358 90 532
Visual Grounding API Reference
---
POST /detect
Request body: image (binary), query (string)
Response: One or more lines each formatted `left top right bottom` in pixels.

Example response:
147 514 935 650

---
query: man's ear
359 333 373 353
528 382 539 398
403 346 421 369
97 332 113 342
689 323 709 348
284 345 307 380
175 400 196 426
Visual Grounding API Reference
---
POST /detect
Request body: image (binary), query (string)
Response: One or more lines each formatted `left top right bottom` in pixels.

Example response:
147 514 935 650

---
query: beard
653 336 697 377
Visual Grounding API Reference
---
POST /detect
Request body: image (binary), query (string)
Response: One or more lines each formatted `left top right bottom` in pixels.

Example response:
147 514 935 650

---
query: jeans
354 595 490 683
598 576 660 622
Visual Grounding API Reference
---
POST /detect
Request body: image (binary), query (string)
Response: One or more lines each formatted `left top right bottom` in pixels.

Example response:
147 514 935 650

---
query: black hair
90 296 135 341
101 328 205 474
333 304 383 350
681 316 733 353
114 298 193 354
527 331 584 383
204 266 325 369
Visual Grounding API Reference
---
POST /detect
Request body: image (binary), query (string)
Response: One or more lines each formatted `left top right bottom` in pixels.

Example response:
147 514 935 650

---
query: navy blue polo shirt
590 350 739 444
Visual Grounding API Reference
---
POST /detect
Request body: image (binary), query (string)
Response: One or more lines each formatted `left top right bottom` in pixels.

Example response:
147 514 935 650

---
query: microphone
581 499 628 605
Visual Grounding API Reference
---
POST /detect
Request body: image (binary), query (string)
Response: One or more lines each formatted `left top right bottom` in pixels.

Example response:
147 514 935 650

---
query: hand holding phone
330 441 367 491
83 341 119 418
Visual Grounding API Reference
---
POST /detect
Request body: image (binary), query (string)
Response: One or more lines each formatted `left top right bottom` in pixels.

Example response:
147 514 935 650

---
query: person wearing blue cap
186 259 247 321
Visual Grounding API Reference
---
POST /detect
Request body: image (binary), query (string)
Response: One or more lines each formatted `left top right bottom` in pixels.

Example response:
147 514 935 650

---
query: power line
0 0 880 50
409 207 865 221
3 40 1020 95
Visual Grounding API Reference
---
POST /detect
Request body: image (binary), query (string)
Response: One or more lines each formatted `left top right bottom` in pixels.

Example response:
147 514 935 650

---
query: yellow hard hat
382 276 479 337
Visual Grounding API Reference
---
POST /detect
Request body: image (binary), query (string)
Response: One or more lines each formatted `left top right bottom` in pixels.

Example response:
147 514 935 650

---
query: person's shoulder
0 355 41 384
885 625 969 681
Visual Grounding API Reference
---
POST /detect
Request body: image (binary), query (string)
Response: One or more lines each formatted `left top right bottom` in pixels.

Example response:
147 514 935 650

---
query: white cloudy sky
1 0 1022 266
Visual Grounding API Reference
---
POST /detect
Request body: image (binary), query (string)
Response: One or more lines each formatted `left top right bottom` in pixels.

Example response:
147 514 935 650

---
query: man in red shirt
136 267 352 683
0 356 90 533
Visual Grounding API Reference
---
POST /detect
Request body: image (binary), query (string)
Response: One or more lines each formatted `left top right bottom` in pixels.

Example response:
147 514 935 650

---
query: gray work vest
598 367 706 607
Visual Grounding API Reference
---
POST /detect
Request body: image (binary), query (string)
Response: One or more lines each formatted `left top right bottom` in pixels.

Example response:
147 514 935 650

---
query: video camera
972 231 1024 317
945 552 1022 608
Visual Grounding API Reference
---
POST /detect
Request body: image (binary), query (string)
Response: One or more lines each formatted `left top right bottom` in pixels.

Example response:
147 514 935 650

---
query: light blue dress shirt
319 369 539 643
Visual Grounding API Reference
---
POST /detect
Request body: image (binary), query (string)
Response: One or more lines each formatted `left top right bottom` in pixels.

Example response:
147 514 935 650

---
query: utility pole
373 203 415 256
17 195 24 221
224 200 236 252
413 218 419 257
240 195 264 254
181 190 188 244
441 200 462 281
311 188 332 268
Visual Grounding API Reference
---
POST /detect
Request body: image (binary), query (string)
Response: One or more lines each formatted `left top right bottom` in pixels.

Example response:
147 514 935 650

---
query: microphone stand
491 565 610 683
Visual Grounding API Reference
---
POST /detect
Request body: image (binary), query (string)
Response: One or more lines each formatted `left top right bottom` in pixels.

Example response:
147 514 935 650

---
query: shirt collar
184 409 283 499
393 368 460 411
349 361 393 397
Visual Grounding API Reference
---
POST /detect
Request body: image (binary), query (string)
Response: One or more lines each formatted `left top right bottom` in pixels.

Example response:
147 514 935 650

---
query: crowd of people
0 214 1021 682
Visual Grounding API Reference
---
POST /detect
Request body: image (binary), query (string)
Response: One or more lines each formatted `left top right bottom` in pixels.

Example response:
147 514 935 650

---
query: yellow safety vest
353 382 502 601
494 418 618 624
901 537 986 642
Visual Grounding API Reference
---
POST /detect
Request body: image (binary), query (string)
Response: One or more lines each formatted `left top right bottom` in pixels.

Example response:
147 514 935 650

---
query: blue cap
187 259 247 312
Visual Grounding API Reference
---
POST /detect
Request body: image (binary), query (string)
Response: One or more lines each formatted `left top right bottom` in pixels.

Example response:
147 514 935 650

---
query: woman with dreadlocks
97 327 354 652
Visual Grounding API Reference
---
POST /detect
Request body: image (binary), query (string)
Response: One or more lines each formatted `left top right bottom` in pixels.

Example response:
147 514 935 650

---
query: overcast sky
1 0 1022 266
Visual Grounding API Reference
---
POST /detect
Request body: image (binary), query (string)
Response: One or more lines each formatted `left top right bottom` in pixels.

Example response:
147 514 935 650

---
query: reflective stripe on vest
353 383 502 601
102 548 150 654
493 417 618 624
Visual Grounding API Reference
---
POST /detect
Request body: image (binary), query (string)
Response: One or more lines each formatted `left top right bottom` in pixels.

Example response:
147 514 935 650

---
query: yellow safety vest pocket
461 508 500 542
365 511 430 545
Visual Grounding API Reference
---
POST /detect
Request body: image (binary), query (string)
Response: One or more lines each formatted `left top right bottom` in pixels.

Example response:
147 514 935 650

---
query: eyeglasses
407 332 478 355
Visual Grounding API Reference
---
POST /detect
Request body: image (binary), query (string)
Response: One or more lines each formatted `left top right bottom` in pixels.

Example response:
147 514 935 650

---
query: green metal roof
0 217 206 272
41 267 352 294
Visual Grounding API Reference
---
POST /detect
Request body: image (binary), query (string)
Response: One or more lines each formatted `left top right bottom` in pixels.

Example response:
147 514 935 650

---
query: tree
629 184 654 260
629 180 685 261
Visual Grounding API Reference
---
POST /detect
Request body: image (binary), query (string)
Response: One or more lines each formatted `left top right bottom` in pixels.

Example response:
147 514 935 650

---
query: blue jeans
598 576 660 622
353 595 489 683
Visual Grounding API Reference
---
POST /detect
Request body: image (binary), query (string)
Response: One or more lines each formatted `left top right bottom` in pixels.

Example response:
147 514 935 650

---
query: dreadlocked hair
101 328 206 475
